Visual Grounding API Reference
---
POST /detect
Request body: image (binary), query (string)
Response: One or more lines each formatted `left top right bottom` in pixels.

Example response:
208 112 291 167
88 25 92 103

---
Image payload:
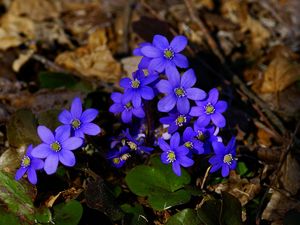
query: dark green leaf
197 200 221 225
53 200 83 225
236 162 248 176
121 204 147 225
221 192 243 225
166 209 201 225
37 109 61 130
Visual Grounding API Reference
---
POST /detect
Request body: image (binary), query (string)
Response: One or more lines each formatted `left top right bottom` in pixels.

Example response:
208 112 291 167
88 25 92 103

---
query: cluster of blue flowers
15 98 101 184
109 34 237 177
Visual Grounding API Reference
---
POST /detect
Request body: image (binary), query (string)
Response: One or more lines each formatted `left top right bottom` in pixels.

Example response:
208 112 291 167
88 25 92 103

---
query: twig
122 0 136 54
183 0 286 135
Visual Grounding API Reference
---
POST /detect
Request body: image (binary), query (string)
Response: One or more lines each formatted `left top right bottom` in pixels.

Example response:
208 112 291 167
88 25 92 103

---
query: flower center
167 151 176 163
196 131 206 141
51 141 61 152
120 153 131 161
174 87 186 97
184 141 193 149
131 79 140 88
71 119 81 129
164 48 174 59
21 156 31 167
112 157 121 165
124 102 133 111
127 141 138 151
223 154 233 165
175 115 186 126
205 103 215 114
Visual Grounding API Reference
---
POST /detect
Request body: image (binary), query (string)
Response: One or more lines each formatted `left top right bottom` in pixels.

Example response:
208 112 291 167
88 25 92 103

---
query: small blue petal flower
160 112 191 134
120 69 158 108
209 137 237 177
109 92 145 123
15 145 44 184
31 126 83 175
158 132 194 176
182 127 204 155
57 97 101 138
156 68 206 114
133 42 153 70
140 35 189 78
123 129 153 154
107 147 131 168
190 88 228 128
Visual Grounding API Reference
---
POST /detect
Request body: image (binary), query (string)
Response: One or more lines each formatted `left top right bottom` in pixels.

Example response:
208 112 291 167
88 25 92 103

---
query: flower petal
59 150 75 167
172 161 181 176
177 97 190 114
212 142 225 155
221 164 230 177
122 89 134 104
44 153 59 175
141 45 162 58
211 112 226 128
15 167 27 180
161 152 170 164
31 158 44 170
183 127 195 141
215 101 228 113
31 144 51 158
142 73 159 85
179 156 194 167
132 107 145 118
153 34 169 50
166 65 180 87
181 69 196 88
173 53 189 68
27 168 37 184
170 132 180 149
58 110 73 124
208 88 219 104
81 109 98 123
186 88 206 100
71 97 82 118
157 95 176 112
62 137 83 150
189 106 201 116
81 123 101 136
196 115 210 127
37 126 55 144
148 58 166 73
109 103 124 114
121 110 132 123
120 77 132 89
55 125 71 143
138 57 151 69
156 80 172 94
210 162 222 173
140 86 154 100
170 35 188 52
132 93 142 108
111 92 123 103
158 138 170 152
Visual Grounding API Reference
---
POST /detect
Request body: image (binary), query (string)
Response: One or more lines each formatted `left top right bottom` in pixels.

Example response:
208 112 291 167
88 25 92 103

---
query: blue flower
31 126 83 175
57 97 101 138
158 132 194 176
141 35 189 77
190 88 227 128
160 112 191 134
120 69 158 107
107 147 131 168
109 92 145 123
193 123 222 153
15 145 44 184
209 137 237 177
182 127 204 154
123 129 153 154
156 68 206 114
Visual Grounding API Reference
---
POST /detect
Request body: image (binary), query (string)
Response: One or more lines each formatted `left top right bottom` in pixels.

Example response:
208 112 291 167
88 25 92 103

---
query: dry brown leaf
121 56 141 76
55 30 121 83
9 0 61 21
12 49 35 72
208 171 261 206
260 56 300 93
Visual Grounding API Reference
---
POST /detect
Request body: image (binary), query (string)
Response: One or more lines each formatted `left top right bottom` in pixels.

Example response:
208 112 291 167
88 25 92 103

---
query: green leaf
166 209 200 225
236 162 248 176
0 211 23 225
221 192 242 225
53 200 83 225
6 109 39 147
37 109 61 131
38 71 93 92
121 204 147 225
197 200 221 225
125 157 191 210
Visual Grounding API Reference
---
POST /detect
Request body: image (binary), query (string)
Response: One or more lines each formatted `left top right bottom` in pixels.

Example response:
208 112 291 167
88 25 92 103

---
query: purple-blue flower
122 129 153 154
107 147 130 168
109 92 145 123
156 68 206 114
193 123 222 153
57 97 101 138
31 126 83 175
190 88 227 128
15 145 44 184
158 132 194 176
120 69 158 107
140 35 189 77
182 127 204 155
160 112 191 134
209 137 237 177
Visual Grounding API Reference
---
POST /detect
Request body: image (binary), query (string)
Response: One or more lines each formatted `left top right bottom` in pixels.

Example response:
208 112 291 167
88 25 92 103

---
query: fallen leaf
121 56 141 76
12 49 35 72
